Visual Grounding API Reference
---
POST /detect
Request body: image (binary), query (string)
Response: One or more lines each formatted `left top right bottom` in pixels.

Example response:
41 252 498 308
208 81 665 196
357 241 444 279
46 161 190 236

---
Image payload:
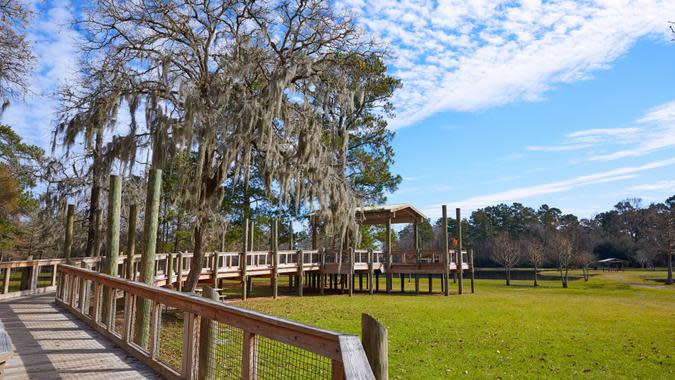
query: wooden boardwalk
0 293 158 379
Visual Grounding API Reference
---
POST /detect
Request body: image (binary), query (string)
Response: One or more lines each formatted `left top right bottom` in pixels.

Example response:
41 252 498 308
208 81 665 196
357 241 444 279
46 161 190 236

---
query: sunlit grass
232 270 675 379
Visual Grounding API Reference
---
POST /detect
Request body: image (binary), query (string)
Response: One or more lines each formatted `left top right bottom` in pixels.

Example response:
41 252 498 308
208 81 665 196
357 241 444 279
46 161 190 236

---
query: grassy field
229 270 675 379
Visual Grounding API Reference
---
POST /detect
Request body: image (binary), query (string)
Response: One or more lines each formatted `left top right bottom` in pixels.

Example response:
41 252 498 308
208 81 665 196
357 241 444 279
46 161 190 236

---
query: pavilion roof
355 204 427 225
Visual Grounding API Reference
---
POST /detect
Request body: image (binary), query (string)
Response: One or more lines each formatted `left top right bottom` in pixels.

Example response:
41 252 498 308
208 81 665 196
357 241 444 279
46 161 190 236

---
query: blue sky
3 0 675 220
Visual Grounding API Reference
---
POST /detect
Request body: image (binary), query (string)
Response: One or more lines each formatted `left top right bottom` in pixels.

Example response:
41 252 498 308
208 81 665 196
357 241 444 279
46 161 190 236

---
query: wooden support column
198 286 219 379
271 219 279 299
319 248 326 295
349 248 355 297
79 261 90 313
64 204 75 260
241 219 249 301
166 253 174 287
126 204 138 279
469 249 475 294
211 253 219 288
135 169 162 348
362 314 388 380
368 249 374 295
442 205 450 296
414 221 420 295
102 175 122 327
182 312 201 380
3 267 11 294
385 218 392 294
297 249 304 297
242 331 258 379
456 208 463 295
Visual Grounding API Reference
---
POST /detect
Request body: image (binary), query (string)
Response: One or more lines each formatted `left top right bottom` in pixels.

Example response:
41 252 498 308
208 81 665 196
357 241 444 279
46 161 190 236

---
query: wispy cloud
441 157 675 209
340 0 675 129
629 179 675 192
526 101 675 161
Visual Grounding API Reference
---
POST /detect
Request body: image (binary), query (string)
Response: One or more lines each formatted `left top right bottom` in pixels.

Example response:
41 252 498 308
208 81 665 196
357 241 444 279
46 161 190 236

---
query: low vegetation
237 270 675 379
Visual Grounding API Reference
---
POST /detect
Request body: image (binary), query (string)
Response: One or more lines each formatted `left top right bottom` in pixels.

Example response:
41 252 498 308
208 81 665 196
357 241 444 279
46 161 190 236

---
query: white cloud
340 0 675 129
1 0 81 148
442 157 675 209
629 179 675 192
527 101 675 161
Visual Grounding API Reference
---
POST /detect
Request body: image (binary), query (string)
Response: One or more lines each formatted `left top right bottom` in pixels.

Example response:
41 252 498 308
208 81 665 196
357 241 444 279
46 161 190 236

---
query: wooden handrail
55 264 374 380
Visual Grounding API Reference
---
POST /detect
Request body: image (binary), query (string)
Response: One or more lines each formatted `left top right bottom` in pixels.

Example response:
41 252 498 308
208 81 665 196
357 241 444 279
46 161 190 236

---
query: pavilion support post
442 205 450 296
135 169 162 348
414 221 420 295
272 219 279 299
102 175 122 328
64 204 75 260
320 248 326 295
297 250 304 297
368 249 374 295
349 248 355 297
126 204 138 279
400 273 404 293
428 274 433 294
241 219 249 301
385 218 392 294
456 208 463 295
469 249 475 294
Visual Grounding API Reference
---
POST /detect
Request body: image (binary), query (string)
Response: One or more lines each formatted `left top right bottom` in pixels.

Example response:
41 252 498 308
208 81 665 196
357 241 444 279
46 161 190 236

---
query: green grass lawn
229 270 675 379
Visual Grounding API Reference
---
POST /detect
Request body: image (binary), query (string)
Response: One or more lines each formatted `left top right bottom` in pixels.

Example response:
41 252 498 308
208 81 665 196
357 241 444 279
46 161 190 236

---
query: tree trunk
184 212 208 292
533 264 538 287
667 252 673 285
85 130 104 257
562 267 569 288
505 267 511 286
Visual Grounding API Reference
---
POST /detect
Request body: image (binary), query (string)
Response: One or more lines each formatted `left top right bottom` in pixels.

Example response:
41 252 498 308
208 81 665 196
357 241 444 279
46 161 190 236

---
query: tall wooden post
126 204 138 280
241 219 249 300
297 250 304 297
349 248 355 297
102 175 122 329
442 205 450 296
469 249 475 294
362 313 388 380
414 221 420 295
198 286 219 379
166 253 174 287
135 168 162 348
368 249 374 295
64 204 75 259
177 252 184 292
271 218 279 299
385 218 392 294
320 248 326 295
456 208 463 295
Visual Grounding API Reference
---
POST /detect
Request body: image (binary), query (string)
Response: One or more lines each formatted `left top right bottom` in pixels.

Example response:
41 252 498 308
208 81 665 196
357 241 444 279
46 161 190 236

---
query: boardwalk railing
55 264 374 380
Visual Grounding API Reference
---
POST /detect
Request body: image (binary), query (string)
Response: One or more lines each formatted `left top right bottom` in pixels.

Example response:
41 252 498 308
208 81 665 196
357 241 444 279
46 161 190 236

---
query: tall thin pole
456 208 463 295
386 218 392 294
241 218 249 300
134 168 162 347
271 218 279 299
442 205 450 296
64 204 75 260
414 221 420 295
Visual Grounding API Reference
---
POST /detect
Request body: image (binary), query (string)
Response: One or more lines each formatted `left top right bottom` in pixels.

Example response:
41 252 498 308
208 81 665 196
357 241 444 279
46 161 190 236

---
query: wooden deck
0 292 158 379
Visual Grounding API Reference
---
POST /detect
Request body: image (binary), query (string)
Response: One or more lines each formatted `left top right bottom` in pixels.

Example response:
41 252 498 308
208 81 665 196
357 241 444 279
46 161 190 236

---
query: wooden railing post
79 261 89 314
361 314 388 380
242 331 258 379
30 260 39 292
3 267 10 294
51 264 58 287
320 248 326 295
182 312 201 380
349 248 354 297
368 249 374 295
92 282 102 323
297 250 304 297
166 253 174 287
199 286 218 379
123 293 135 342
148 301 162 360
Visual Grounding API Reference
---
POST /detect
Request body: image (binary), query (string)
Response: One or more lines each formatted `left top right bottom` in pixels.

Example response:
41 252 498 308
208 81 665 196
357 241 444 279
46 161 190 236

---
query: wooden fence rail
55 264 374 380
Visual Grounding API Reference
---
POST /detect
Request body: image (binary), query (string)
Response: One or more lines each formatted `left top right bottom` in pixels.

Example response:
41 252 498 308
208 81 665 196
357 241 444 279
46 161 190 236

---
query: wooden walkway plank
0 293 159 379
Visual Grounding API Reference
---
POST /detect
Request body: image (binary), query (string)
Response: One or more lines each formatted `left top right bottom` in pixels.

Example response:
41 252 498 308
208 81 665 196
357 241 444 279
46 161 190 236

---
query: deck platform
0 293 158 379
